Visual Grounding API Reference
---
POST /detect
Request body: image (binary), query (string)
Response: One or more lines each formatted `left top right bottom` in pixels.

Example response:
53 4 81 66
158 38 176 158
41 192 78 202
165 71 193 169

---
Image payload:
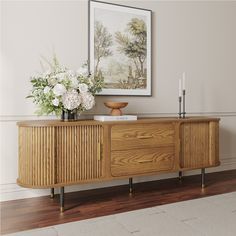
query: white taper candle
179 79 182 97
182 72 186 90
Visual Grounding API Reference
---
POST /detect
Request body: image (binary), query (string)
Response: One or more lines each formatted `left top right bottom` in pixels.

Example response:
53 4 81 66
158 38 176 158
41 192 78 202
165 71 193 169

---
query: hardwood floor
1 170 236 235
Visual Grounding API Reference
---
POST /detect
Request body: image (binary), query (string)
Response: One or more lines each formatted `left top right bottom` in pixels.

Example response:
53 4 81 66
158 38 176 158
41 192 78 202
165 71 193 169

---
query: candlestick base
178 96 182 119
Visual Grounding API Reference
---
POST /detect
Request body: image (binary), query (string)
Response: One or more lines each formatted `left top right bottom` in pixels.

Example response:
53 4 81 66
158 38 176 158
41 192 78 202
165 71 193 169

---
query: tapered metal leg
60 187 64 212
50 188 54 198
178 171 183 181
129 178 133 194
201 168 205 188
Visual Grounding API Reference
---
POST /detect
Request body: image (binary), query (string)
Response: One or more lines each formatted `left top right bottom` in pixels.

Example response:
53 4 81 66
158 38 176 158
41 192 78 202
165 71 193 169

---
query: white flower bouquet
27 55 104 117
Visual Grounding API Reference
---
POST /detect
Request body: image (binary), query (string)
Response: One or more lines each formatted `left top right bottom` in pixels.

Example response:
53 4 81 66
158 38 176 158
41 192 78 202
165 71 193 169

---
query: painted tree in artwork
94 21 113 75
115 18 147 77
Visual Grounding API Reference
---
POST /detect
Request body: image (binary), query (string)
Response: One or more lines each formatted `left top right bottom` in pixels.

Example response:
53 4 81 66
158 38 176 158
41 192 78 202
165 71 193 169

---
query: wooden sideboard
17 117 220 211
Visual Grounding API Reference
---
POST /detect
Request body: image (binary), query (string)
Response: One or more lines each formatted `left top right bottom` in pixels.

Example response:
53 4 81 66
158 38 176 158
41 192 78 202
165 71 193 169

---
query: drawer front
111 123 175 151
111 147 175 177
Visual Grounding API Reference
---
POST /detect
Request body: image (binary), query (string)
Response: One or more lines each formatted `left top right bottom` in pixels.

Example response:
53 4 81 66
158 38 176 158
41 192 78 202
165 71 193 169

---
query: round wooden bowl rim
104 102 128 109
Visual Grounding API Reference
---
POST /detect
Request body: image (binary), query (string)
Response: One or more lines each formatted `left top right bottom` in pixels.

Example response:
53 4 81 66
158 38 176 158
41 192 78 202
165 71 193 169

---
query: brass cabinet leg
129 178 133 194
50 188 54 198
60 187 64 212
201 168 205 188
178 171 183 181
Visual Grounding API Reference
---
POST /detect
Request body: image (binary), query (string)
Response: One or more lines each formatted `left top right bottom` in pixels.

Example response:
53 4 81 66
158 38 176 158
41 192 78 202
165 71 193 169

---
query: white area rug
6 192 236 236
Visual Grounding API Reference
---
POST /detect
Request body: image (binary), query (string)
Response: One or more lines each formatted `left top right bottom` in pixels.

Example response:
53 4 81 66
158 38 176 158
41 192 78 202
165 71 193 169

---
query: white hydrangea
70 77 79 89
27 56 103 116
62 90 81 110
43 86 51 94
77 67 88 76
52 98 59 106
53 84 66 96
78 83 88 93
81 92 95 110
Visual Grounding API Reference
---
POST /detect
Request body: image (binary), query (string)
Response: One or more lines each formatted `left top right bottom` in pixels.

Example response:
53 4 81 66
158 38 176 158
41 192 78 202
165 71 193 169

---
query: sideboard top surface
17 117 220 127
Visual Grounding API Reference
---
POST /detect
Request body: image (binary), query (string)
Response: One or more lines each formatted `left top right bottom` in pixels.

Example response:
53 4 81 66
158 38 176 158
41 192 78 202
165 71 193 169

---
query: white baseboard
1 157 236 202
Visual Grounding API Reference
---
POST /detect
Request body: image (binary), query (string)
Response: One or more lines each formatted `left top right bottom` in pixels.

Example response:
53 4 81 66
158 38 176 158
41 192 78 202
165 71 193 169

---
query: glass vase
61 110 76 122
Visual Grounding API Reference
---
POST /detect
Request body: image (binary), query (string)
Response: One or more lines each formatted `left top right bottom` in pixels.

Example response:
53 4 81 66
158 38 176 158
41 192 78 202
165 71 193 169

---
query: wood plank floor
1 170 236 235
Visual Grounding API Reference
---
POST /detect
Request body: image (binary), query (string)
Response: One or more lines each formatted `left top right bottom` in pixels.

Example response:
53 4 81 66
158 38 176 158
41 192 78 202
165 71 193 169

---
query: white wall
1 0 236 201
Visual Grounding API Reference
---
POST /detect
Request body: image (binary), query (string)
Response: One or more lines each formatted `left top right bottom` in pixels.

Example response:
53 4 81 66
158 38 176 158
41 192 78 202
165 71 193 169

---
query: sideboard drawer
111 146 175 176
111 123 175 151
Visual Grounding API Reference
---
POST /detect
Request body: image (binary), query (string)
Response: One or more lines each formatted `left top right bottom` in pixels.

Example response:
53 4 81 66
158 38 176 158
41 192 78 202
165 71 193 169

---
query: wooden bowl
104 102 128 116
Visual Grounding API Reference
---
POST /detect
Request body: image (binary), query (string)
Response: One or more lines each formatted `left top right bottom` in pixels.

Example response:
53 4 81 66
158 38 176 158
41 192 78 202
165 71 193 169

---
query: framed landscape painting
89 0 152 96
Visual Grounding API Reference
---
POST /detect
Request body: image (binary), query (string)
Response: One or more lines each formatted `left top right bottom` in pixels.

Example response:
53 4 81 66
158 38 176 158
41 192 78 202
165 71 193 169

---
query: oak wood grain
18 125 103 188
111 147 175 176
17 117 220 189
111 123 175 151
180 122 211 168
209 121 220 166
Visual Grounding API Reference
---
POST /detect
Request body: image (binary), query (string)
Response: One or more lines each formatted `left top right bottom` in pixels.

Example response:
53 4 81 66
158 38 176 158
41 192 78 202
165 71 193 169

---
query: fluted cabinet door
18 125 103 188
18 127 56 187
180 121 219 169
56 125 103 184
